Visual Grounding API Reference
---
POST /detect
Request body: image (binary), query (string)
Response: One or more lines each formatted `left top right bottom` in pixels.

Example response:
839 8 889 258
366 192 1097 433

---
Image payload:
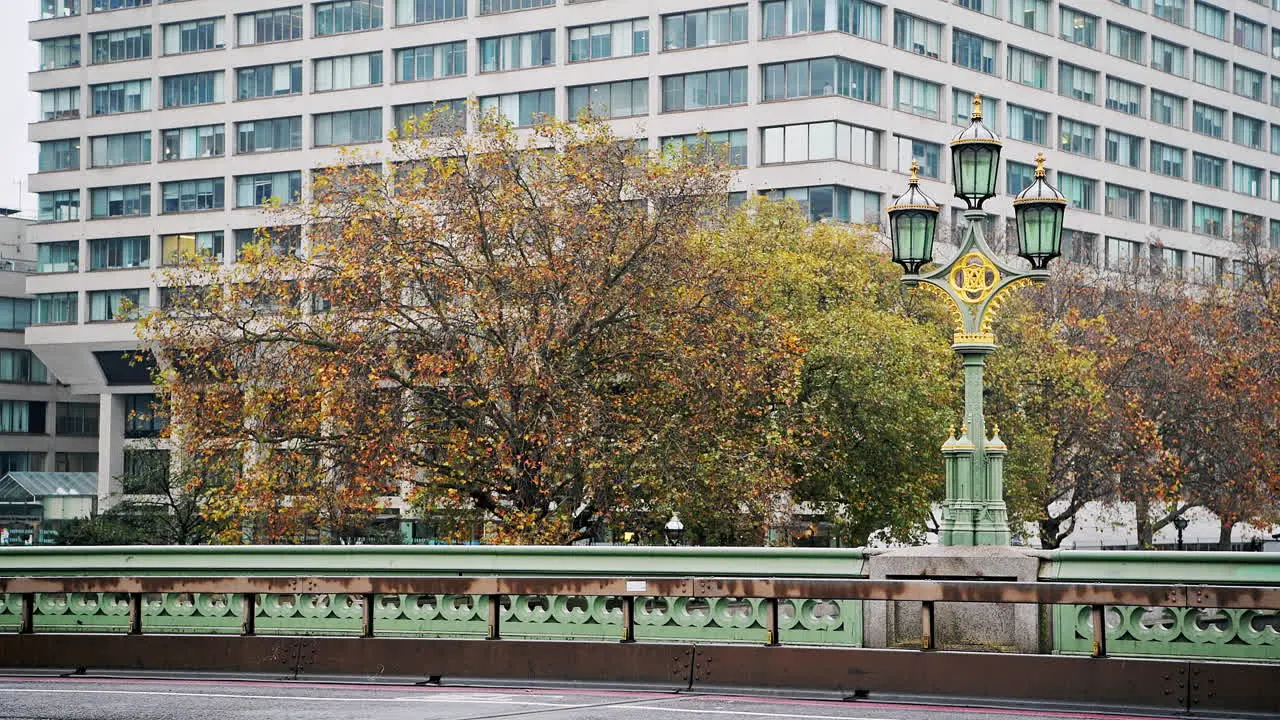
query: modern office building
26 0 1280 503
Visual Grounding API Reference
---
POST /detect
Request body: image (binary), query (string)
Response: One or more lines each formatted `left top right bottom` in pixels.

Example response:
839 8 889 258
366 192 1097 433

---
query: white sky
1 4 39 215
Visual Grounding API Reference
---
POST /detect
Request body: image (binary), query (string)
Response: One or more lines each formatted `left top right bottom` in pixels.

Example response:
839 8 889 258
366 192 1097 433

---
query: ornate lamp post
664 513 685 546
888 96 1067 546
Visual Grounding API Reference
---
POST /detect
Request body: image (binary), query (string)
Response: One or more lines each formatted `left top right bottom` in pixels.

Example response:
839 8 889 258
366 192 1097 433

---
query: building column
97 392 124 506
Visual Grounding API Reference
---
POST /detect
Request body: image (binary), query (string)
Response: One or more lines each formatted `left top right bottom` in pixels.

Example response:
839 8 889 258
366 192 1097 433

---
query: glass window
1106 23 1143 63
35 293 77 324
90 131 151 168
1193 1 1226 38
122 449 170 488
395 42 466 81
1007 105 1047 144
234 227 301 260
662 5 748 50
1105 77 1142 115
395 0 466 24
1150 194 1184 229
37 191 79 222
1059 118 1096 157
1233 114 1264 150
1105 184 1143 221
0 401 42 434
479 90 556 126
1007 161 1035 194
315 108 384 145
1192 102 1224 138
663 130 748 167
664 67 751 110
55 403 98 435
1273 124 1280 155
160 178 225 213
1058 62 1097 103
952 90 998 128
237 7 303 46
237 61 302 99
1232 163 1263 197
40 0 80 19
1189 252 1221 284
161 232 224 264
236 117 302 154
1059 6 1096 47
89 289 149 322
893 12 941 58
315 0 383 35
952 30 996 74
1192 204 1224 237
1151 38 1185 76
1192 152 1225 188
90 184 150 218
314 52 383 91
568 19 649 62
0 351 49 385
40 36 81 70
37 241 79 273
1233 212 1264 246
1233 15 1265 52
1105 237 1141 270
163 17 225 54
1007 47 1048 89
1150 142 1184 178
161 124 224 161
955 0 996 15
90 79 150 115
763 185 879 223
895 136 941 179
89 236 150 270
1153 0 1185 24
1192 51 1225 89
568 79 649 120
394 99 466 135
761 0 882 40
479 30 554 72
893 74 941 119
38 138 80 172
162 71 224 108
1010 0 1048 32
759 58 881 103
91 0 150 10
1150 89 1184 127
1233 65 1264 102
90 26 151 63
479 0 552 14
235 173 303 207
0 298 34 331
760 122 878 166
40 87 80 121
1058 173 1096 211
1104 130 1142 169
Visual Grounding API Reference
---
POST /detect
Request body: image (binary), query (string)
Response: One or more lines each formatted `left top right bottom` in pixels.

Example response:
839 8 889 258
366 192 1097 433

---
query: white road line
624 705 896 720
0 688 574 707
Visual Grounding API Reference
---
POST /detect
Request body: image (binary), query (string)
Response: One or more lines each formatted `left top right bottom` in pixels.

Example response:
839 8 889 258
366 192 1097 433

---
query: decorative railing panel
1053 605 1280 661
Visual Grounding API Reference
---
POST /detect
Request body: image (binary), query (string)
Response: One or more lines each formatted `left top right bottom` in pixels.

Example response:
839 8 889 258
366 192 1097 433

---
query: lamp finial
909 159 920 183
1034 152 1047 178
971 93 983 121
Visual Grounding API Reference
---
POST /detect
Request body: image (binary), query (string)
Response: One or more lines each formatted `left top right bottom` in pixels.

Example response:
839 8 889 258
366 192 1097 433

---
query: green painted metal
1041 550 1280 583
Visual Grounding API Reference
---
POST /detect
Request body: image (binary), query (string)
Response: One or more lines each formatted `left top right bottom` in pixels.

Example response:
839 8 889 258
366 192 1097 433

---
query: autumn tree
141 113 803 545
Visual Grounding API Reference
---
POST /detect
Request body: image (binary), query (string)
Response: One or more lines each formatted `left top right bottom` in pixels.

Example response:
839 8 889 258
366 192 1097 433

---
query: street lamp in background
1173 516 1190 551
887 95 1067 547
664 513 685 546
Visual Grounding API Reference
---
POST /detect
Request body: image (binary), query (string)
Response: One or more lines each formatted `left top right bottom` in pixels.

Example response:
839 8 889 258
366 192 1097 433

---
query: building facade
25 0 1280 503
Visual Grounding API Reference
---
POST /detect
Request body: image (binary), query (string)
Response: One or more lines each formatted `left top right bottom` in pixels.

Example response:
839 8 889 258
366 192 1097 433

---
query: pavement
0 676 1207 720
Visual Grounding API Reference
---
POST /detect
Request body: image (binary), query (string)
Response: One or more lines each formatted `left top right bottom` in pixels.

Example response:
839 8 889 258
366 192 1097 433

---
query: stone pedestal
864 546 1044 653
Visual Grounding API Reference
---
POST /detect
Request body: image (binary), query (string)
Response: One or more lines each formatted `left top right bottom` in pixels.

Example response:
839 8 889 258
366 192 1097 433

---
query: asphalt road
0 677 1199 720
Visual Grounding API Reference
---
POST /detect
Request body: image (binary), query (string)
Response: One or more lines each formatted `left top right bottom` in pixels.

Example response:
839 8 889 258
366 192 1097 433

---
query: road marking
0 688 574 707
624 705 887 720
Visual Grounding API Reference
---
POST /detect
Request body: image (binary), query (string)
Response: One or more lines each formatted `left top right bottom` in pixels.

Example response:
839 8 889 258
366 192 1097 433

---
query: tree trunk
1038 517 1062 549
1135 493 1153 549
1217 518 1235 551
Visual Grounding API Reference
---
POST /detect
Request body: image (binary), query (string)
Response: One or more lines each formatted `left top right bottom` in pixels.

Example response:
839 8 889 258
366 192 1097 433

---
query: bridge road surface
0 677 1239 720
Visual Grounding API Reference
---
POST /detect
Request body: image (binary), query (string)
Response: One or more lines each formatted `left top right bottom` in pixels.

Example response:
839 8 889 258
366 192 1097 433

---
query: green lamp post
888 95 1067 546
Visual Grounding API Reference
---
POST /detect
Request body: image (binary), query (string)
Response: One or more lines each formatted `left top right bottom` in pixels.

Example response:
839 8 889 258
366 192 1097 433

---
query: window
664 130 748 167
568 79 649 119
763 185 879 223
395 0 466 24
1192 152 1225 188
89 236 149 270
955 0 996 15
1150 142 1184 178
1058 63 1097 102
237 7 303 45
1154 0 1185 24
1007 47 1048 89
40 0 80 19
1150 90 1184 127
1233 65 1264 102
37 241 78 273
90 184 150 218
0 298 34 331
568 19 648 62
1150 194 1184 229
90 131 150 168
1105 184 1142 221
38 139 80 172
1105 130 1142 169
1007 105 1047 144
1192 103 1224 138
1233 163 1263 197
1273 173 1280 203
1193 2 1226 38
163 17 225 54
1064 230 1098 266
40 87 80 121
1193 205 1225 241
1105 237 1141 270
952 30 996 74
0 351 49 385
1060 6 1097 47
761 0 881 40
1190 252 1221 285
759 58 881 103
1058 173 1096 211
1059 118 1096 157
662 5 748 50
395 42 466 81
235 173 303 207
664 67 750 110
35 293 76 324
38 191 79 222
234 227 301 259
1233 15 1265 52
163 71 224 108
479 0 553 14
315 0 383 35
479 90 556 126
952 90 998 128
1233 212 1264 245
1233 114 1264 150
90 79 150 115
238 61 302 99
761 122 879 166
1274 77 1280 108
123 395 167 439
160 178 225 213
90 26 151 64
40 36 80 70
92 0 150 10
893 12 941 59
236 117 302 154
394 99 466 135
1192 52 1225 89
1010 0 1048 32
161 124 224 161
1151 38 1185 76
894 75 940 119
1007 161 1036 194
0 402 44 434
895 136 941 179
314 52 383 91
55 403 98 435
1107 23 1143 62
314 108 384 144
1106 77 1142 115
162 232 224 264
479 30 554 72
123 450 170 489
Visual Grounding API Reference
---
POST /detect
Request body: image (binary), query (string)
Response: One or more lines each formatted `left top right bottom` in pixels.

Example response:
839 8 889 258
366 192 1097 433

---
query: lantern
888 160 941 275
950 94 1002 210
1013 153 1067 270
